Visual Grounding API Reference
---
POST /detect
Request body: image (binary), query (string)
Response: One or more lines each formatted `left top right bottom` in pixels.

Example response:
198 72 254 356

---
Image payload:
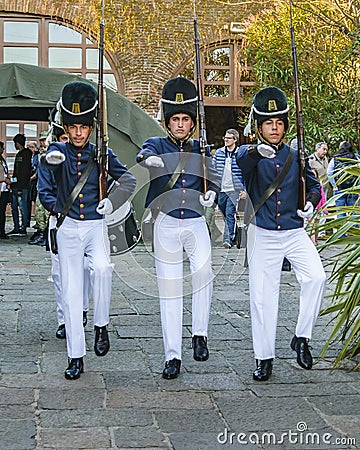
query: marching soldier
136 77 220 379
38 81 136 380
44 115 91 340
236 86 326 381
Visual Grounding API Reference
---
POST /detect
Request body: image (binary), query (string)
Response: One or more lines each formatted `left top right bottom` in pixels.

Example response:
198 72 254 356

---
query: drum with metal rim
105 201 141 255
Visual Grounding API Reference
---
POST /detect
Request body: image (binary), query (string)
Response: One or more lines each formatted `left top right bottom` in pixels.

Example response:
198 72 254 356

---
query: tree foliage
242 0 360 152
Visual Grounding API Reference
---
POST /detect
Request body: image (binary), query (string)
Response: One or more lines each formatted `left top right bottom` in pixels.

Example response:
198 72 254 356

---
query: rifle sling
247 147 296 225
56 152 95 229
151 142 192 219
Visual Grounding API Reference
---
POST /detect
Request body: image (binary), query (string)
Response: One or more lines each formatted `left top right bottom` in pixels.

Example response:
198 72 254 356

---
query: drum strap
56 152 95 229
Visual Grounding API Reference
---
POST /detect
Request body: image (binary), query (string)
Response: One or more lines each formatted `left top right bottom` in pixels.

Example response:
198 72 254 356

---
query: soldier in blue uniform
38 81 136 380
43 115 91 340
236 86 326 381
136 77 220 379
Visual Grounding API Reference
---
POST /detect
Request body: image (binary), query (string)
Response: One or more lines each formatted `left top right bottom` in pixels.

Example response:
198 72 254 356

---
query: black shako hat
244 86 289 136
161 77 198 127
58 81 98 126
49 107 66 139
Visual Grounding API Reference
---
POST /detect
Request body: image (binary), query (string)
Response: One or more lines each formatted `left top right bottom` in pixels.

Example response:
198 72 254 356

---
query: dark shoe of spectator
19 229 27 235
83 311 88 327
253 359 273 381
94 325 110 356
162 358 181 379
56 324 66 339
64 357 84 380
28 230 41 242
36 233 47 246
0 233 9 239
7 228 21 236
223 240 232 249
192 335 209 361
29 230 44 245
290 335 313 369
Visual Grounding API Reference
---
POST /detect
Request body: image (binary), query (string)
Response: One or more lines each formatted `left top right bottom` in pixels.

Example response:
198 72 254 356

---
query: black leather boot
192 335 209 361
291 335 313 369
64 357 84 380
253 359 273 381
162 358 181 379
94 325 110 356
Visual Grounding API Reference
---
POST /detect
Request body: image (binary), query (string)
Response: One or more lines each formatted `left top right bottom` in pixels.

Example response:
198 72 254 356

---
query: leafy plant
312 160 360 368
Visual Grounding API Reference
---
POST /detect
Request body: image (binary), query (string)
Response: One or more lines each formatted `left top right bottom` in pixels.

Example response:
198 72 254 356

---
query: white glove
257 144 276 158
46 150 65 165
96 198 113 215
145 155 164 168
199 190 216 207
297 201 314 219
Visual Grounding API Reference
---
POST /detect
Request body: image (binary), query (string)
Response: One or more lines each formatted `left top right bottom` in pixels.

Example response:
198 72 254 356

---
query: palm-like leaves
313 160 360 368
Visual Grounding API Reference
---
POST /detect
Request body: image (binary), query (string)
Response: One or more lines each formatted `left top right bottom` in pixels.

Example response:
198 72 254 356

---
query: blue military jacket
136 136 220 219
38 141 136 220
236 143 321 230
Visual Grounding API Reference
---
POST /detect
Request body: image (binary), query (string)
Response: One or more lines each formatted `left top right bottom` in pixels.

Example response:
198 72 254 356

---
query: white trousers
49 216 91 326
247 224 326 360
57 217 113 358
154 213 213 361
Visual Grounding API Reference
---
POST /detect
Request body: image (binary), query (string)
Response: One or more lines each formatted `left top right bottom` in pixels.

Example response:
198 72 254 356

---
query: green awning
0 62 165 216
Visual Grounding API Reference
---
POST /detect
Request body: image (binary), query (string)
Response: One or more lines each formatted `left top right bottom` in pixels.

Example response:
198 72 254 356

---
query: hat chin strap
166 126 195 146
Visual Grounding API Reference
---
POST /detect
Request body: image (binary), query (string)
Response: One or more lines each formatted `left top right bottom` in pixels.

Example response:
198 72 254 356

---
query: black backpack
333 152 357 189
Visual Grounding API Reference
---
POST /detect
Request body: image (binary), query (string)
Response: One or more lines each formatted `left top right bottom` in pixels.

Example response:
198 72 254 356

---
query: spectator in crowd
327 141 360 216
214 129 246 248
309 142 329 198
28 136 49 246
7 134 32 235
307 168 328 245
38 130 48 152
27 141 39 228
0 141 11 239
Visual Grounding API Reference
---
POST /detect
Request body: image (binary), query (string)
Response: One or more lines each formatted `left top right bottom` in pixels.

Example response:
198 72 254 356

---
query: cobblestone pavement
0 224 359 450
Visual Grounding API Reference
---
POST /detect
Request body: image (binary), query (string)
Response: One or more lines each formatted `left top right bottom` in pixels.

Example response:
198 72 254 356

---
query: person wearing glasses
214 129 246 248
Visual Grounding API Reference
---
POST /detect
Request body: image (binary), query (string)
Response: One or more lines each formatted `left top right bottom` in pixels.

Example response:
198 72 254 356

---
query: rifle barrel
290 2 306 209
193 11 208 193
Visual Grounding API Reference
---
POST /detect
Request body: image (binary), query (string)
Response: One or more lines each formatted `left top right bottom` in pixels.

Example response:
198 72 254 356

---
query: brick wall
0 0 268 117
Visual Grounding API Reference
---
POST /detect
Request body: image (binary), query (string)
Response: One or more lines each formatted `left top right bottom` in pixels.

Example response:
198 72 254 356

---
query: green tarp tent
0 63 165 216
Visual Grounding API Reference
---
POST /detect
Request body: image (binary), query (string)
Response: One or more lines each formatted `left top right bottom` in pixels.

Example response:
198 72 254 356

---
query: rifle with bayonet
193 1 208 193
97 0 109 201
290 0 306 210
